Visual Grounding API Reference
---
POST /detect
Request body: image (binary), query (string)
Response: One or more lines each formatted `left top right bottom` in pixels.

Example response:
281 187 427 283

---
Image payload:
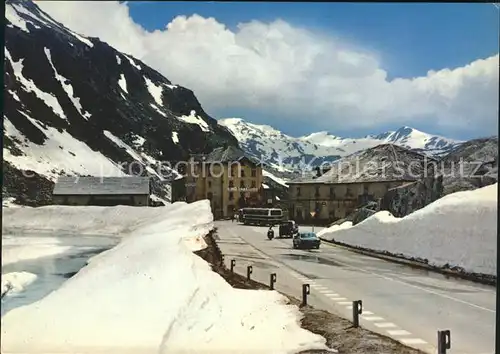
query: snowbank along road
215 221 496 354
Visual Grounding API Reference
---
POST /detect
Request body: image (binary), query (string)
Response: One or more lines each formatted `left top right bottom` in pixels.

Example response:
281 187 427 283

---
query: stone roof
53 176 150 195
289 144 435 184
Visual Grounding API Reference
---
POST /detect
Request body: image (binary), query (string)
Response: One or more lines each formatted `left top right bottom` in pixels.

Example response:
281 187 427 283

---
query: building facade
183 146 264 218
52 176 150 206
287 180 413 223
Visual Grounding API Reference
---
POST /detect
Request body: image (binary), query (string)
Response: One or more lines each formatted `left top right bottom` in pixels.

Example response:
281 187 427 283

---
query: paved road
215 221 496 354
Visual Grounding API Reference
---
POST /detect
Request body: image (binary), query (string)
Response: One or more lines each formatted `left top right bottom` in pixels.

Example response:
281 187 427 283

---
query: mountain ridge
218 118 463 172
4 0 238 205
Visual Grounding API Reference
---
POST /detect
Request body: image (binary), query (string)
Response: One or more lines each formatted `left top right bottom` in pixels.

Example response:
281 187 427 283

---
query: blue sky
125 2 499 139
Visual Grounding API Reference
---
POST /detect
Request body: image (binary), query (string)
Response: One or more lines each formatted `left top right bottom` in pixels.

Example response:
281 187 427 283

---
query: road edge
319 237 496 286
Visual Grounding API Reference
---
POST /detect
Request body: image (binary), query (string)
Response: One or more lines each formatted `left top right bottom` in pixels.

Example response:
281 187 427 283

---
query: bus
239 208 284 226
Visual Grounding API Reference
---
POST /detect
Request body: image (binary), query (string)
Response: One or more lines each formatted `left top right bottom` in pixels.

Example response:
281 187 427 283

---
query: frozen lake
2 234 118 316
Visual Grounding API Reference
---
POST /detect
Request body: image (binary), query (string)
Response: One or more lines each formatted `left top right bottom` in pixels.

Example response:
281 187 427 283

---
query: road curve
214 221 496 354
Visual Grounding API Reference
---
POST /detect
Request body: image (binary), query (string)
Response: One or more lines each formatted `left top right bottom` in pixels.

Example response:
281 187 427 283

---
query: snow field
321 184 497 275
1 200 327 353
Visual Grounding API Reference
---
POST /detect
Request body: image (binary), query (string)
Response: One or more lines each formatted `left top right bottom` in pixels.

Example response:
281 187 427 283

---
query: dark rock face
3 161 55 206
380 176 444 218
4 0 238 205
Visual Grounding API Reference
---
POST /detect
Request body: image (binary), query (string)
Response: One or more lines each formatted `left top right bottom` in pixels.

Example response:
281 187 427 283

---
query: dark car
293 232 321 249
279 220 298 238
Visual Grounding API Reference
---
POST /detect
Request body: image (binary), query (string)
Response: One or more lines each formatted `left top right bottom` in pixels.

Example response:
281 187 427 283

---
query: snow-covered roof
53 176 150 195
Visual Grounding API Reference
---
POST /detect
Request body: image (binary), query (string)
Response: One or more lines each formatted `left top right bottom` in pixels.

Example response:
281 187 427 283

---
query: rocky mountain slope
219 118 462 172
439 137 498 195
3 0 238 205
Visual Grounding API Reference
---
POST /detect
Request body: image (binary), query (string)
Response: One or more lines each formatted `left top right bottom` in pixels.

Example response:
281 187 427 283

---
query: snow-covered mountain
219 118 462 172
3 0 238 205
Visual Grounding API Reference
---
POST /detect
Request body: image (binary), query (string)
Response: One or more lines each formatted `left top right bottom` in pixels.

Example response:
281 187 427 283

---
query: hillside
3 0 238 205
219 118 461 173
439 137 498 195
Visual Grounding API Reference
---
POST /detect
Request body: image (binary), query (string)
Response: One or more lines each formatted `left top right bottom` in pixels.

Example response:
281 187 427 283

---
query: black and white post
301 284 310 307
269 273 277 290
246 265 253 280
437 330 451 354
352 300 363 328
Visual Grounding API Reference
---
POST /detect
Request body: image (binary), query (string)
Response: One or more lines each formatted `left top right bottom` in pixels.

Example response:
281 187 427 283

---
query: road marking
313 285 328 289
361 311 373 315
362 316 385 321
337 301 352 305
374 322 397 328
400 338 427 345
387 330 412 336
322 292 339 297
319 242 495 313
330 297 347 301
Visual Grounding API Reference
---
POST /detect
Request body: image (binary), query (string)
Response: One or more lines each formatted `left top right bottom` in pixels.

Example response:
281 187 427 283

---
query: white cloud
37 1 499 135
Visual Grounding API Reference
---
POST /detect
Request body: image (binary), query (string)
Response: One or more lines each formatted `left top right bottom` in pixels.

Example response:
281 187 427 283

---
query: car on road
278 220 298 238
293 232 320 249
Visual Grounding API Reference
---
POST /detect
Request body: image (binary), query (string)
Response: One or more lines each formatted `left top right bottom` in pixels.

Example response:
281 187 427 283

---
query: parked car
279 220 298 238
293 232 321 249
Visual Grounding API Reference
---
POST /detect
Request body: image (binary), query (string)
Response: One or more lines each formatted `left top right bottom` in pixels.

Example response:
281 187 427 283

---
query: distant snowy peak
218 118 463 173
382 126 461 151
299 131 342 146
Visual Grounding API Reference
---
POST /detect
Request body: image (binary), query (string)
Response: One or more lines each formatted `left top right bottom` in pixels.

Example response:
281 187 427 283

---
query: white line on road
374 322 397 328
363 316 385 321
323 293 339 297
387 330 412 336
337 301 352 305
400 338 427 345
320 242 495 313
330 297 347 301
313 286 329 290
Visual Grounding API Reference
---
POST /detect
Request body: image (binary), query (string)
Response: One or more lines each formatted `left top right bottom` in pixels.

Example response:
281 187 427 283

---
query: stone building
52 176 150 206
183 146 264 218
287 144 437 224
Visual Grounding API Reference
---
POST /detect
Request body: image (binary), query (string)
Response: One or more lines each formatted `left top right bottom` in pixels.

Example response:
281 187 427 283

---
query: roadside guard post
247 265 253 280
230 259 236 273
302 284 310 307
352 300 362 327
437 330 451 354
270 273 277 290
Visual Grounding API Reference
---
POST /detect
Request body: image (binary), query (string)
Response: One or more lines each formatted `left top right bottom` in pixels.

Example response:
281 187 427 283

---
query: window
241 169 245 177
251 180 256 188
207 192 213 200
240 180 245 188
208 180 212 188
315 186 320 197
229 180 234 188
229 192 234 200
297 187 301 196
251 168 257 177
329 187 335 198
346 187 352 197
363 184 369 194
